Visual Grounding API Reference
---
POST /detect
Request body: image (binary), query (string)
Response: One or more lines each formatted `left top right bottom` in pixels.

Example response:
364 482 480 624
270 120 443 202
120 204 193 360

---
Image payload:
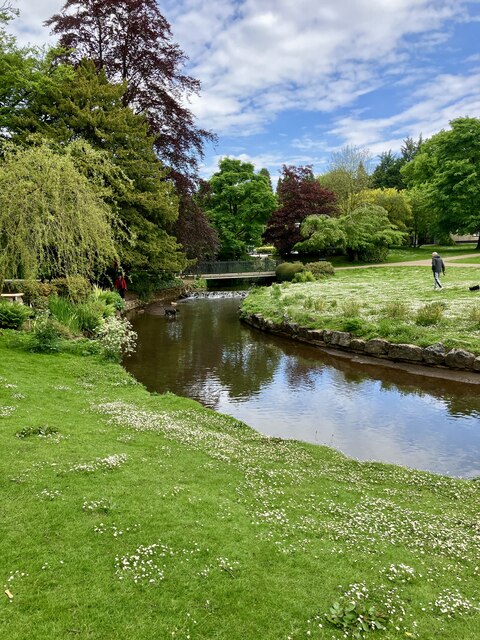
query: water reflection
125 297 480 478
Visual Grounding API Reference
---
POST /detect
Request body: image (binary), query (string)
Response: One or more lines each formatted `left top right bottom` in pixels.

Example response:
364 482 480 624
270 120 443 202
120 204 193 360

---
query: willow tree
0 144 117 287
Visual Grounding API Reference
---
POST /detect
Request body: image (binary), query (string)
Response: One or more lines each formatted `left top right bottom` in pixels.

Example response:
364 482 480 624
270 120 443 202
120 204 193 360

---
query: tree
371 137 423 189
0 144 117 286
356 188 412 233
319 146 372 214
402 117 480 249
45 0 214 184
204 158 277 260
263 165 337 256
296 205 405 262
4 57 186 274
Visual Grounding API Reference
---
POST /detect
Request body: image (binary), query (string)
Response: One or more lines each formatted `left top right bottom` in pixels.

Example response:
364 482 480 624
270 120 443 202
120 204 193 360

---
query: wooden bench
0 293 24 304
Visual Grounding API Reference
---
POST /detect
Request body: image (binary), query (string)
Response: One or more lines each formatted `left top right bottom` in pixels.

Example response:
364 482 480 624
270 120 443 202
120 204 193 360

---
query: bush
7 280 55 308
90 286 125 311
382 301 409 320
0 301 32 329
95 316 137 361
129 271 180 301
29 313 62 352
303 261 335 277
48 296 80 334
415 301 446 326
275 262 304 282
292 270 315 283
50 276 91 303
75 301 106 335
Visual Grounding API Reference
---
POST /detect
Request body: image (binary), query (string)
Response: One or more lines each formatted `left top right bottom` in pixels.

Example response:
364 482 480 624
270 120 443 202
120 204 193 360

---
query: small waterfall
182 290 248 300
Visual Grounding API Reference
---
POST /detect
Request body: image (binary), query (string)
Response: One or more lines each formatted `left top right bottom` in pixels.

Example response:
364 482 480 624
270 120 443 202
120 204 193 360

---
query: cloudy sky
10 0 480 180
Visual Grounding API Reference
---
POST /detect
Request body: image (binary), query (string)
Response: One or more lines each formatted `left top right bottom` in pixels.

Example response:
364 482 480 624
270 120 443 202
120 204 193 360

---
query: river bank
1 334 479 639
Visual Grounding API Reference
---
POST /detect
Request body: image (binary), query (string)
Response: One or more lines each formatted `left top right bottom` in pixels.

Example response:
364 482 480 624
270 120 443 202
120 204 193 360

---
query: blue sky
11 0 480 182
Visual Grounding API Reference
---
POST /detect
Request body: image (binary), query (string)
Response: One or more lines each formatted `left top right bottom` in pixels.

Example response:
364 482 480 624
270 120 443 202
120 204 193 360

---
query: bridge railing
185 257 281 275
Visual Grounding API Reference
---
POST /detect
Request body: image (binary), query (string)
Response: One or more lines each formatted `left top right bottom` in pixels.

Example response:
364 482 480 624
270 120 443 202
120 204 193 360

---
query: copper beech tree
46 0 214 184
263 166 338 256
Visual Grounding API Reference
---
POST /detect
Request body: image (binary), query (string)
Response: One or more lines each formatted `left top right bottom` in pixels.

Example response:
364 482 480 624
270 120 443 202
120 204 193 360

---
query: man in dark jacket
431 252 445 289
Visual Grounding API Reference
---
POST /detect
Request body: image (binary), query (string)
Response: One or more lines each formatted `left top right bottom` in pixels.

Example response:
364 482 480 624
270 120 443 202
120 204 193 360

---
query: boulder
350 338 366 352
444 349 475 370
365 338 390 356
473 357 480 372
388 343 424 362
330 331 351 348
423 343 446 365
322 329 333 344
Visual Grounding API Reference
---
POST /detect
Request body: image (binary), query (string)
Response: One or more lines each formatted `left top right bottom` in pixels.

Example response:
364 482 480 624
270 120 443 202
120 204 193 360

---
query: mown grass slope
1 335 479 639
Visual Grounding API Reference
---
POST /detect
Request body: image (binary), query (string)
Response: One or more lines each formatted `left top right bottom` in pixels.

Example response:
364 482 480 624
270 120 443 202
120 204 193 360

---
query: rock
308 329 325 343
331 331 351 348
444 349 475 370
423 343 446 365
473 357 480 372
365 339 389 356
322 330 333 344
350 338 366 352
388 343 424 362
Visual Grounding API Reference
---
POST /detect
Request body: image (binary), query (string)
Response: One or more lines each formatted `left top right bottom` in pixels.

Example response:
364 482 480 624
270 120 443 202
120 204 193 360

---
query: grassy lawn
327 244 479 267
1 335 480 639
242 266 480 354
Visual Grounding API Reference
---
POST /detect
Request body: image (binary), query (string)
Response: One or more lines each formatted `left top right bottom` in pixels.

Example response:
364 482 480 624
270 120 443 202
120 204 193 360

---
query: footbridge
184 258 279 282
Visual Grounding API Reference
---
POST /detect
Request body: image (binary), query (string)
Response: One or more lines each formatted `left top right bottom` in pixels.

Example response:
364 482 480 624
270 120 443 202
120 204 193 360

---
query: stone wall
241 313 480 373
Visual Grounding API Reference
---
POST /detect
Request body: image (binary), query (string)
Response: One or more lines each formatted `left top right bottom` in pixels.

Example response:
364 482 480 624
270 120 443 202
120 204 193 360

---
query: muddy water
124 295 480 478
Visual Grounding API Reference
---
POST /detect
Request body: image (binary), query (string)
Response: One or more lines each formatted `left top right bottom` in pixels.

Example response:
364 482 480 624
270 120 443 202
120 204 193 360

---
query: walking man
431 252 445 289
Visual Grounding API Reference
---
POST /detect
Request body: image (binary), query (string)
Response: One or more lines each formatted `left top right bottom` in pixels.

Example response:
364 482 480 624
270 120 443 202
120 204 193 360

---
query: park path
336 253 480 270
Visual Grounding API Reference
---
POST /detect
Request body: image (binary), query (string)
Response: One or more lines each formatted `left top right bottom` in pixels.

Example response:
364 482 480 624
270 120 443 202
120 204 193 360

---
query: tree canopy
402 117 480 248
0 144 117 285
204 158 277 259
46 0 214 184
263 165 337 255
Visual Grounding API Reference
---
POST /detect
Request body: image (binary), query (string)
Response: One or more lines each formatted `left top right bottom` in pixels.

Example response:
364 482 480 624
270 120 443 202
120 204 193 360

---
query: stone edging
241 313 480 373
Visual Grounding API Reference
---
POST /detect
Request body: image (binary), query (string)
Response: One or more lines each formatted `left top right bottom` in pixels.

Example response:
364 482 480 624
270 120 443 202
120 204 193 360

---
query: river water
125 294 480 479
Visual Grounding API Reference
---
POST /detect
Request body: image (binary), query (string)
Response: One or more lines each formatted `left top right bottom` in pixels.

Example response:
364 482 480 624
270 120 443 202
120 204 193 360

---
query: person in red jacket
115 273 127 299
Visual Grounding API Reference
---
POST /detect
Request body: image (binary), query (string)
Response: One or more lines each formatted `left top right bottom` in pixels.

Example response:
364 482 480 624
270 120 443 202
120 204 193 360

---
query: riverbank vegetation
1 335 479 639
241 267 480 355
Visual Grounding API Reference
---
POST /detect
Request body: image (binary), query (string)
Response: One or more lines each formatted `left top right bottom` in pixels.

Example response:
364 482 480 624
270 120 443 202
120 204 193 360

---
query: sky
9 0 480 182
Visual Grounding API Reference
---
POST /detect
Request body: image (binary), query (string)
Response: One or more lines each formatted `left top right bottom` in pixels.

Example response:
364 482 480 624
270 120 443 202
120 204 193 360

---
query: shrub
415 301 446 326
303 261 335 277
50 276 91 303
468 305 480 328
95 316 137 361
342 299 361 317
29 313 62 352
275 262 304 282
0 302 32 329
48 296 80 334
129 271 180 301
75 301 106 335
90 286 125 311
8 280 54 308
292 270 315 283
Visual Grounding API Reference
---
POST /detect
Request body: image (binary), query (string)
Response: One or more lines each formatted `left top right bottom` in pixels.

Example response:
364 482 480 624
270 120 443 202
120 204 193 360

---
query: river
124 293 480 479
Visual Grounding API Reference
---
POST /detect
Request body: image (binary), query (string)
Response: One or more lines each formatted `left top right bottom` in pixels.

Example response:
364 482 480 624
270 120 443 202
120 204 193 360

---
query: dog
165 307 178 317
469 285 479 291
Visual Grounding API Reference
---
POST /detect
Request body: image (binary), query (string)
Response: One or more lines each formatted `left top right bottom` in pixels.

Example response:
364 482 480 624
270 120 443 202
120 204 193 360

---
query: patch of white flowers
95 316 137 360
69 453 128 473
432 588 479 617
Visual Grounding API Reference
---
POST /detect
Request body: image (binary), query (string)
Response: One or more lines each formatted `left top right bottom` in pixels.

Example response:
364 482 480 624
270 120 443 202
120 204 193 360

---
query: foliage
356 188 412 233
129 270 181 301
0 144 117 285
319 145 372 214
292 270 315 283
297 205 405 262
90 286 125 312
8 280 54 308
263 165 337 255
402 117 480 248
75 301 108 335
275 262 305 282
0 301 31 329
95 315 137 361
415 301 446 326
370 137 422 190
174 190 219 261
50 276 91 303
204 158 277 259
303 261 335 277
326 592 388 637
28 313 62 352
46 0 214 186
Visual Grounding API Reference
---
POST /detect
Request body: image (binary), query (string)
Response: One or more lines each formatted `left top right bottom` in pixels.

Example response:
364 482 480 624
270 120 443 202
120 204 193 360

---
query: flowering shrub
95 316 137 361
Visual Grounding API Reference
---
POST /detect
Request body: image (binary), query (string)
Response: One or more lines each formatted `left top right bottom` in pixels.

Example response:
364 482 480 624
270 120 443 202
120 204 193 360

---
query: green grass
327 244 478 267
1 335 479 639
241 266 480 354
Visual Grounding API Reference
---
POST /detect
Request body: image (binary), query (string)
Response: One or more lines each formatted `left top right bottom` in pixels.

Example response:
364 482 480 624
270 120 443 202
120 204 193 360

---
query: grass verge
242 266 480 354
0 334 479 639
